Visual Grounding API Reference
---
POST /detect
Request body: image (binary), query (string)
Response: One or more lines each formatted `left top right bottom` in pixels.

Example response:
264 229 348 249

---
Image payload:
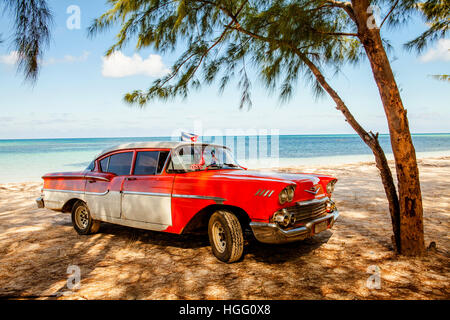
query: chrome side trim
44 188 224 201
122 191 171 197
43 189 109 196
86 190 109 196
43 188 83 194
172 194 226 203
85 175 110 182
42 174 85 179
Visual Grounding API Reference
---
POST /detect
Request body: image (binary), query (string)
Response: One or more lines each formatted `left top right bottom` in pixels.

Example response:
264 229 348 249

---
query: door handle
88 180 96 183
126 177 137 181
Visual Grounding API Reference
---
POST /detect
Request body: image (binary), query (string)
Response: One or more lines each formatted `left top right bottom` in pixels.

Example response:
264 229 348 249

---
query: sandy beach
0 156 448 300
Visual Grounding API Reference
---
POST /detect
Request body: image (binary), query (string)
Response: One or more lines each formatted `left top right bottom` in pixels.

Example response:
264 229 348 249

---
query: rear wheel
71 201 100 235
208 210 244 263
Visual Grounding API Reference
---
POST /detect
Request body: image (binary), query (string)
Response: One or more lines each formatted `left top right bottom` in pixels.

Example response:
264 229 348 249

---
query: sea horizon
1 132 450 141
1 133 450 183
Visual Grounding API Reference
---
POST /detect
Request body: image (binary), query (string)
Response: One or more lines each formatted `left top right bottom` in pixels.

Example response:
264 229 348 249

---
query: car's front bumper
249 210 339 244
36 197 44 208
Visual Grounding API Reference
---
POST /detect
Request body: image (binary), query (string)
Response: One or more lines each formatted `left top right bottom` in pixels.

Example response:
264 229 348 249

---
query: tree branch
325 0 357 22
183 21 234 84
157 20 234 90
380 0 399 29
311 29 358 37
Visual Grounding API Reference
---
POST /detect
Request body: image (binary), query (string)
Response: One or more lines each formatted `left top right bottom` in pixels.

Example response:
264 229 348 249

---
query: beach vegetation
1 0 53 82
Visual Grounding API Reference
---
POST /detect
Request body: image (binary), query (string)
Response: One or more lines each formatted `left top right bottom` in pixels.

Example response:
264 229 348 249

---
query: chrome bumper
249 210 339 244
36 197 44 208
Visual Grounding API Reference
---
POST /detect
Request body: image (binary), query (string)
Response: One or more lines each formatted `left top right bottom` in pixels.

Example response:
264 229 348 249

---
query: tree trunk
228 12 410 253
300 54 401 251
351 0 425 255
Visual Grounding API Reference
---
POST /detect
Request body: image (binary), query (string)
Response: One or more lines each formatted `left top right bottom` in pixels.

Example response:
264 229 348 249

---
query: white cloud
420 39 450 62
43 51 90 66
0 51 90 66
101 51 169 78
0 51 19 65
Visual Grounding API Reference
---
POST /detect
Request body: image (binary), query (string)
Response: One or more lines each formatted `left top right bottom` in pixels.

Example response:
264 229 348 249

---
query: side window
134 151 159 175
157 151 170 174
99 157 109 172
107 152 133 176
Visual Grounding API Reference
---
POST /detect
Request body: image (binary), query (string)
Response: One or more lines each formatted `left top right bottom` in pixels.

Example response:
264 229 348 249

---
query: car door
121 150 174 227
85 151 133 220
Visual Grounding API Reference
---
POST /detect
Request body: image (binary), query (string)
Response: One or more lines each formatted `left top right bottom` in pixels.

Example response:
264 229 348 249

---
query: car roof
96 141 228 159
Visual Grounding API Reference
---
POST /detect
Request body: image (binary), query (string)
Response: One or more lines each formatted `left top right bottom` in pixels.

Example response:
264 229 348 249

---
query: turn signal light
326 200 336 213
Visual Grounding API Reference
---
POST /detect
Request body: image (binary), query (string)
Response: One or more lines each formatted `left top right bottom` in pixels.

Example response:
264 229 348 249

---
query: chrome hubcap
75 206 89 229
212 221 226 253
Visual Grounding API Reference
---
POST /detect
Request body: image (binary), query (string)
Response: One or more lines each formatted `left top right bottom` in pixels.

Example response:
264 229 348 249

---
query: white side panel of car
43 190 85 211
86 190 121 220
101 216 169 232
121 192 172 226
44 190 172 232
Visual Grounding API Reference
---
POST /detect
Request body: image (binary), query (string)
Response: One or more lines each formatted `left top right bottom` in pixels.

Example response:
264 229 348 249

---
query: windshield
167 144 241 173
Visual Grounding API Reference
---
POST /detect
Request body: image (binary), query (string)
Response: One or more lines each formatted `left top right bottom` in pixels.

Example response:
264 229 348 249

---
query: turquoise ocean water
1 134 450 183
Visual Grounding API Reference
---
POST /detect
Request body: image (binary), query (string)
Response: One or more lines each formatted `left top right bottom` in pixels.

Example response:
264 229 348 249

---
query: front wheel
71 200 100 235
208 210 244 263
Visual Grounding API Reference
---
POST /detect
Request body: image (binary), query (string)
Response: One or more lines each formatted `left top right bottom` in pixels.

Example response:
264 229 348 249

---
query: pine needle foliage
2 0 53 82
89 0 366 108
89 1 447 107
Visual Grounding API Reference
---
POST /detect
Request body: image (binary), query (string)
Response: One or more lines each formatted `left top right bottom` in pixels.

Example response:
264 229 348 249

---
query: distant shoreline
1 132 450 141
247 150 450 169
2 153 450 184
2 134 450 183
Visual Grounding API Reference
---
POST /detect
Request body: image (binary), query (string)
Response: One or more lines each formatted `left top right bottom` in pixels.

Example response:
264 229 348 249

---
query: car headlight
279 188 289 204
287 185 295 202
326 179 337 195
279 185 296 204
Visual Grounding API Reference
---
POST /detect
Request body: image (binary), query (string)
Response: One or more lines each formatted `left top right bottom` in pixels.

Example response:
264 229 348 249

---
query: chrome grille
285 200 327 222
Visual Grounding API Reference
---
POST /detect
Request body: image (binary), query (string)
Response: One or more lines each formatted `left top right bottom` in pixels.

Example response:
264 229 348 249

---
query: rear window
134 151 159 175
104 152 133 176
133 151 170 175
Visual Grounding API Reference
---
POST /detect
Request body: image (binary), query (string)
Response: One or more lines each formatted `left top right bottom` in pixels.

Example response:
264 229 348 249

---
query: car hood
206 169 331 200
209 169 321 185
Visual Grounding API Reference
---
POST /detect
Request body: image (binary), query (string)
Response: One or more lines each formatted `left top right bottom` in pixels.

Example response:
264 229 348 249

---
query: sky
0 0 449 139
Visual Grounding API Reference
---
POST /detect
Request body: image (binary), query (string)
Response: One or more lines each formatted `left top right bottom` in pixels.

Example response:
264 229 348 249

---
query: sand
0 157 448 300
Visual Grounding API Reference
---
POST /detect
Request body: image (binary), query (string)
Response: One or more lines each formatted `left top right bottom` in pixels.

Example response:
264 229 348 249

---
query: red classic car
36 142 339 263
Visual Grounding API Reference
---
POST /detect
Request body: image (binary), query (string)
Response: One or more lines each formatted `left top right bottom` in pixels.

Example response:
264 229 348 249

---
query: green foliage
2 0 53 82
431 74 450 81
90 0 364 108
404 0 449 52
89 0 448 108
